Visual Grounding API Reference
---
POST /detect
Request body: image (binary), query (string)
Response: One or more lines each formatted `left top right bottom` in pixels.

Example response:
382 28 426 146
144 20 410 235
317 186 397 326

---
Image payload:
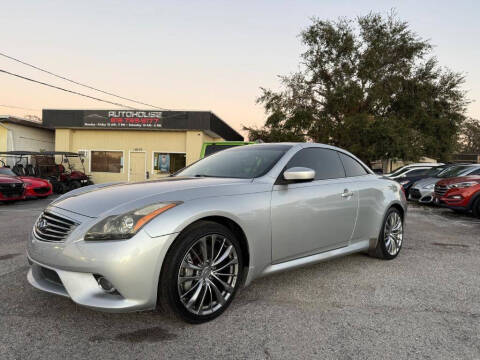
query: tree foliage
459 118 480 153
245 12 468 163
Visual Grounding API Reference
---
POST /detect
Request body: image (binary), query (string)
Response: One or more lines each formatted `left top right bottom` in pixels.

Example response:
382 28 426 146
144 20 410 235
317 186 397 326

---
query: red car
434 175 480 217
0 175 26 202
0 167 53 199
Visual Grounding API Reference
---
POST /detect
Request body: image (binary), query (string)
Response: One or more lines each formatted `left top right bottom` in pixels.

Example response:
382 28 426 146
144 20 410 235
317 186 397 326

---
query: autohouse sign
83 110 163 128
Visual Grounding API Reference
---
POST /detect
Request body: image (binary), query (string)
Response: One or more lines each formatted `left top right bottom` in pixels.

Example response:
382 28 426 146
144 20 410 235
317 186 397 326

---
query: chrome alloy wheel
384 212 403 256
177 234 239 316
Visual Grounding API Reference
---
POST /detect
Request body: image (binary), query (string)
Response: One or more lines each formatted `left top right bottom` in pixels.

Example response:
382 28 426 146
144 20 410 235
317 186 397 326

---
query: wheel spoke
179 275 201 283
182 261 202 271
214 258 238 272
180 279 202 299
213 238 226 263
199 237 208 263
211 274 234 292
212 245 233 266
186 280 204 309
208 279 226 306
196 283 209 314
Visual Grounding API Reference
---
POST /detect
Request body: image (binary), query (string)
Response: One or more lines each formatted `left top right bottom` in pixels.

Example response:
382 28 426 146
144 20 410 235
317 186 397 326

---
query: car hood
50 177 255 218
0 175 22 184
19 176 50 186
411 177 439 188
436 176 480 186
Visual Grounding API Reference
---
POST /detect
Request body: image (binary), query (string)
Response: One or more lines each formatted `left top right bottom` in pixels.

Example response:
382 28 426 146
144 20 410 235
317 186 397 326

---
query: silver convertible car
27 143 407 323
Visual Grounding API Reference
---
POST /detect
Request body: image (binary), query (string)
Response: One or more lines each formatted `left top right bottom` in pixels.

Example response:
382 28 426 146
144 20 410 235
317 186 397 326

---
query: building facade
43 109 243 183
0 116 55 166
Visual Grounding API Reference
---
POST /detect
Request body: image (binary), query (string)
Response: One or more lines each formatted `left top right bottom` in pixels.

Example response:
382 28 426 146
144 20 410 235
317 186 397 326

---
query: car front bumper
409 187 435 203
26 207 179 312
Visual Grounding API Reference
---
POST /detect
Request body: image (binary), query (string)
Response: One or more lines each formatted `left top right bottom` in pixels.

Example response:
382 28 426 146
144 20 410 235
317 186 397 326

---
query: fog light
97 276 116 293
449 195 463 200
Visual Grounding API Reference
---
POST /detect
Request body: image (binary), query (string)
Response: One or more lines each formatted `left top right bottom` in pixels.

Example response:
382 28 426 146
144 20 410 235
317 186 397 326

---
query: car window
338 152 368 177
438 166 470 178
285 148 345 180
405 168 431 177
468 168 480 175
0 167 17 176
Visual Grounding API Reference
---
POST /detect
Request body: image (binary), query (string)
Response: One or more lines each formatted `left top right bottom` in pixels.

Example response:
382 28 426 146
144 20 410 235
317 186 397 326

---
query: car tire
373 207 404 260
158 221 243 323
70 180 81 191
473 197 480 218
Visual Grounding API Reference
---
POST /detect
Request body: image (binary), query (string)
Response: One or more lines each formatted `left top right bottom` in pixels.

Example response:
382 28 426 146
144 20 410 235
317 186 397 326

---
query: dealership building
42 109 243 184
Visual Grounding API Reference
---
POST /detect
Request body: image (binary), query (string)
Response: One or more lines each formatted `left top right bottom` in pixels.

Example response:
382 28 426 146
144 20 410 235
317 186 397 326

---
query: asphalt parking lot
0 198 479 360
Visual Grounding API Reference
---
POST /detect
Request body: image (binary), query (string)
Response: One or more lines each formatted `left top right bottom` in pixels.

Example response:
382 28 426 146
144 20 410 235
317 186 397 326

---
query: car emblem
37 218 48 231
10 183 15 188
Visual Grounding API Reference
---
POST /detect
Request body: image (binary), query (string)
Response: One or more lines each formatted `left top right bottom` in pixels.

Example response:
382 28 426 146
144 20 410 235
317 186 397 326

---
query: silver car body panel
27 143 407 312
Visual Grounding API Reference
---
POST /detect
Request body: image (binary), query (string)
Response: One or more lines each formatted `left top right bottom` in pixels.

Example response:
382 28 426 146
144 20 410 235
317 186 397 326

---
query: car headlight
447 181 478 189
423 184 435 190
84 202 180 241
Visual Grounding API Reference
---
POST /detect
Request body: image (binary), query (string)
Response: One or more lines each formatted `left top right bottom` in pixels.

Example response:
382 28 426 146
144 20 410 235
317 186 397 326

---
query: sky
1 0 479 137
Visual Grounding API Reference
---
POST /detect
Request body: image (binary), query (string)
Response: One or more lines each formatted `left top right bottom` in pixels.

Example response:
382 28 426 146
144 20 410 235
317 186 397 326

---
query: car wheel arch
158 215 251 290
369 201 406 255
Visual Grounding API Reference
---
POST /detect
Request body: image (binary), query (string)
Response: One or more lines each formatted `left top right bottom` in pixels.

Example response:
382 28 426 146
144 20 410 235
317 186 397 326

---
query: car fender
143 192 272 286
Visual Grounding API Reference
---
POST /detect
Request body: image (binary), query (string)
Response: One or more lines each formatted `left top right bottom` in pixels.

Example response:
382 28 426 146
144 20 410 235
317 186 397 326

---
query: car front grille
0 183 24 197
434 184 448 197
34 187 50 194
34 211 77 242
410 188 421 200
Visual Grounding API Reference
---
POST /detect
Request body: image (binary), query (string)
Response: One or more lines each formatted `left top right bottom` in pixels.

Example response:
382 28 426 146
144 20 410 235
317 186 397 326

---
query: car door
270 147 358 263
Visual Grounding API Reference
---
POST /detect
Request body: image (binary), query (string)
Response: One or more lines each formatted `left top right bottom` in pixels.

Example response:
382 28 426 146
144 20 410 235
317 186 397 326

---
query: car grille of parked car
34 211 77 242
410 188 422 200
0 183 24 197
34 187 50 194
434 184 448 197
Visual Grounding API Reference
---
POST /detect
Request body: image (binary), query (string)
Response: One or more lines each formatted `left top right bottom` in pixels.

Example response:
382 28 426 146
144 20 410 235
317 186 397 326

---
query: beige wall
0 122 54 166
55 129 224 183
0 126 7 153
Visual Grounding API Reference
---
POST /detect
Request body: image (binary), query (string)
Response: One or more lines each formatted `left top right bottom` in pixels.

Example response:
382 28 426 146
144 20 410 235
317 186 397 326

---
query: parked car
410 164 480 203
434 176 480 217
385 163 442 178
27 143 406 323
0 175 25 202
0 164 53 199
396 164 455 196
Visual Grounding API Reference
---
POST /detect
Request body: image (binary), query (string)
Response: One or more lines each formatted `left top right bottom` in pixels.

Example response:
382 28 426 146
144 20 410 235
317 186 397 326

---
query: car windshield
426 166 449 177
437 165 473 178
388 166 410 177
0 167 17 176
176 145 291 179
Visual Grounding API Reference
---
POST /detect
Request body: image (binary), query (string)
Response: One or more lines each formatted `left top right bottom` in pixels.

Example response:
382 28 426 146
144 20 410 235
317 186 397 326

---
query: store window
153 153 186 174
91 151 123 173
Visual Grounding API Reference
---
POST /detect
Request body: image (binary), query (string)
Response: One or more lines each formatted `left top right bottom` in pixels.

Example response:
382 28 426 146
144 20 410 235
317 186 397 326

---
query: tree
245 12 468 164
459 118 480 153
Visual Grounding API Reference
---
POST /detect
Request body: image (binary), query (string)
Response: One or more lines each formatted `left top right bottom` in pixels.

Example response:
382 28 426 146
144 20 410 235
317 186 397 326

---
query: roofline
0 115 52 131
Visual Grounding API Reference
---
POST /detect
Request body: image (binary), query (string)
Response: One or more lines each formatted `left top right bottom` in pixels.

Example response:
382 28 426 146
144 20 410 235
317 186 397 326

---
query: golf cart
33 151 92 193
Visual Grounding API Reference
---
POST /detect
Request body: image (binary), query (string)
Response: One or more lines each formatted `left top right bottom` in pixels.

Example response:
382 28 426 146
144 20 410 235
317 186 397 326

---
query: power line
0 68 138 109
0 52 168 110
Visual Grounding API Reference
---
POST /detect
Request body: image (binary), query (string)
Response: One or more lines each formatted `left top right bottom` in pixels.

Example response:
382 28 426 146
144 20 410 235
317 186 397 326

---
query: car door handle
341 189 354 198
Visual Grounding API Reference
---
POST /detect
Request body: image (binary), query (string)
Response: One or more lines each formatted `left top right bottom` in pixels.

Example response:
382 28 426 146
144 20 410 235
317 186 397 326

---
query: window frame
277 147 347 184
89 149 125 174
337 151 372 178
151 151 187 175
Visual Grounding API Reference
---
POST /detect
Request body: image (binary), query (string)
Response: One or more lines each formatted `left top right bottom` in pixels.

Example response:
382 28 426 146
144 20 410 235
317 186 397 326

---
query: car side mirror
283 167 315 182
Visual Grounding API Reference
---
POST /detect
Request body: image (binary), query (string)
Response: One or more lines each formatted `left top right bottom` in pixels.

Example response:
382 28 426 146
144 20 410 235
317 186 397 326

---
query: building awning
42 109 243 141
